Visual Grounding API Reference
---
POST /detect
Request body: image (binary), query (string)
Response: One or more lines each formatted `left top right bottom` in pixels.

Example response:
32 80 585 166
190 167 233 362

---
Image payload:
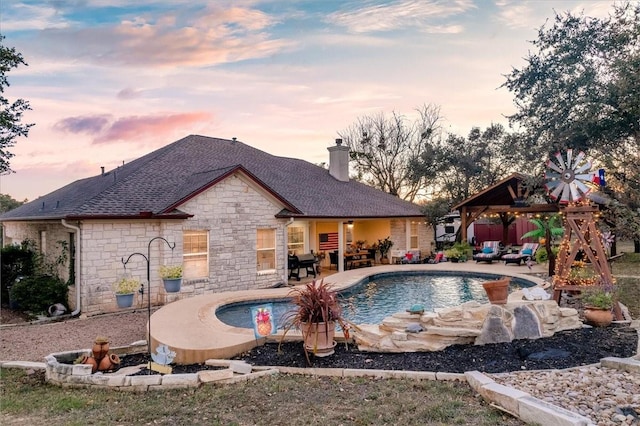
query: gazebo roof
453 172 558 215
452 172 558 244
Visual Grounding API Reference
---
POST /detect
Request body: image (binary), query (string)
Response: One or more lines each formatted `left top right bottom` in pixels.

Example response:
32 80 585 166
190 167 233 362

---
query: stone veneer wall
79 173 287 315
389 219 433 258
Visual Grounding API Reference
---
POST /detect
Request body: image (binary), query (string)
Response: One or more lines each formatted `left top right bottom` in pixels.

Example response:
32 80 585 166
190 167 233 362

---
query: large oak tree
502 2 640 251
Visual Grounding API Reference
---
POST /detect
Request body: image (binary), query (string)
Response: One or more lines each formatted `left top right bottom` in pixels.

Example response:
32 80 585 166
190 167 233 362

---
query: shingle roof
1 135 424 221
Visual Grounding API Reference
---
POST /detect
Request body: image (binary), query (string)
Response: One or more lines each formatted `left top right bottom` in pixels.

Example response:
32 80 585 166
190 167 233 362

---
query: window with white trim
183 231 209 279
40 230 47 254
410 222 419 249
257 228 276 271
287 225 305 255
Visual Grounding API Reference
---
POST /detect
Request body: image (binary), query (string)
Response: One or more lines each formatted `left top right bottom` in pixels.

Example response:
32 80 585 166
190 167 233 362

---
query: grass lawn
0 369 523 425
613 251 640 318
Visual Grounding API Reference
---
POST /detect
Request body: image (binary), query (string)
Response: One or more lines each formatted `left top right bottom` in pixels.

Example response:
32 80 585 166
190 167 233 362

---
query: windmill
544 150 595 204
545 150 622 320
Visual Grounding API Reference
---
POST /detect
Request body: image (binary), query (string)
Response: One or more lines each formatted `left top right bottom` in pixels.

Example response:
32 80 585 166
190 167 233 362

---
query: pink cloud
92 112 213 144
52 112 213 144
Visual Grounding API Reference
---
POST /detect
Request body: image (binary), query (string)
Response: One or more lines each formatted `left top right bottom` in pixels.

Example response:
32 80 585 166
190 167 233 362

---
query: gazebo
452 173 558 245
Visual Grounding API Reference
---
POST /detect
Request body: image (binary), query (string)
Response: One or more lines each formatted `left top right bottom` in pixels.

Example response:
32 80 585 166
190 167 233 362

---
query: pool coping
149 263 547 364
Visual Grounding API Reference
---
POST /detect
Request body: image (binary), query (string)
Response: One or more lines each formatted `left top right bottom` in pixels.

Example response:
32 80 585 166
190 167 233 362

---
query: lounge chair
502 243 539 265
472 241 502 263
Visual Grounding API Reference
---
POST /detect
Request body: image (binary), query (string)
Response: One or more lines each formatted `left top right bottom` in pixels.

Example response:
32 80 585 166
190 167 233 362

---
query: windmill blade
566 149 573 169
550 182 566 200
569 181 581 201
554 152 566 170
574 160 592 174
573 151 586 168
545 171 562 180
545 180 560 191
546 158 564 173
574 179 591 196
574 173 595 181
560 183 571 203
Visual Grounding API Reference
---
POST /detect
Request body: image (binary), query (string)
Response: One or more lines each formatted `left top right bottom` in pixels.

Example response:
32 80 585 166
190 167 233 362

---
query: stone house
0 135 433 316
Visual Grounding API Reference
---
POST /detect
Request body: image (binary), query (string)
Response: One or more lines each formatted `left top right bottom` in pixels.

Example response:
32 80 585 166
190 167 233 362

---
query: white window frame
287 225 305 255
257 228 276 274
410 222 419 249
183 230 209 280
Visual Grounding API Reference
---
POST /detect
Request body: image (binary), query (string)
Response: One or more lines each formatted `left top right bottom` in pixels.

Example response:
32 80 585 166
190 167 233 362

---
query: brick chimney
328 138 349 182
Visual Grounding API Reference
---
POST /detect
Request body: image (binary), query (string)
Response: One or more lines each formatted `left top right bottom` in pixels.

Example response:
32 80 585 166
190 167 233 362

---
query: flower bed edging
43 342 275 391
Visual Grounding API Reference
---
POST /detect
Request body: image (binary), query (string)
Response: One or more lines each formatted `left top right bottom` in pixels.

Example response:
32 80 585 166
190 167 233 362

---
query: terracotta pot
482 278 511 305
583 308 613 327
301 321 336 357
83 356 98 373
98 353 121 372
92 340 110 361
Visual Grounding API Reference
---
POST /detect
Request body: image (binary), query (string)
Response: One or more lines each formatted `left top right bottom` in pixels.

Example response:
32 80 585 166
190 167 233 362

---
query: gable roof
452 173 528 210
1 135 424 221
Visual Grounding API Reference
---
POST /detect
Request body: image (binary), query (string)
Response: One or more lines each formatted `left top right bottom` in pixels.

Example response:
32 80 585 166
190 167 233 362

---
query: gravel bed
491 366 640 425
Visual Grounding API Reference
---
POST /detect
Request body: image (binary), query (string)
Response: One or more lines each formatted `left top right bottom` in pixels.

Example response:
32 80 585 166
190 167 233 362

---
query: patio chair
329 251 339 270
502 243 539 265
472 241 502 263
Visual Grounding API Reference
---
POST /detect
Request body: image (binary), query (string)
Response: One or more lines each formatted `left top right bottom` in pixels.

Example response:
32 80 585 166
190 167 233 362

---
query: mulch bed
233 327 638 374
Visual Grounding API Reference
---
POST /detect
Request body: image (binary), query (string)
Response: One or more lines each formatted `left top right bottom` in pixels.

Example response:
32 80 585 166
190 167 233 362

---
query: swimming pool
216 271 535 329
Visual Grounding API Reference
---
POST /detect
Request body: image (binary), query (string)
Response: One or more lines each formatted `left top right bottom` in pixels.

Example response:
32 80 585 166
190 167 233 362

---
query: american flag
319 232 339 250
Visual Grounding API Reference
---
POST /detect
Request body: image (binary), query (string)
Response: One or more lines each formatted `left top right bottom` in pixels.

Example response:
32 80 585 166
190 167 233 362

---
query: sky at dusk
0 0 616 202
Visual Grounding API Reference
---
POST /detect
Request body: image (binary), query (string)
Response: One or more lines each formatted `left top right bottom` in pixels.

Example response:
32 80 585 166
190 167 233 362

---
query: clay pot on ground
482 277 511 305
92 338 110 360
583 308 613 327
98 353 121 372
83 356 98 373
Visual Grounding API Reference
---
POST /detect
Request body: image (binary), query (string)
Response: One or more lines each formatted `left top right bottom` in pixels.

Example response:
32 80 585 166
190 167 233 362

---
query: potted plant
581 287 614 327
280 279 350 362
114 276 140 308
159 264 183 293
377 237 393 264
444 242 471 263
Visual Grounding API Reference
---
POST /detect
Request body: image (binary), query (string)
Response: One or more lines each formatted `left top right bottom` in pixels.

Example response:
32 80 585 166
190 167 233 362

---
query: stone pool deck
149 261 549 363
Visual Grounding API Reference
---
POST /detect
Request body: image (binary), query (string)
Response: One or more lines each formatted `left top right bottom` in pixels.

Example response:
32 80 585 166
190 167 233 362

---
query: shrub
9 275 68 315
535 246 559 263
1 243 37 302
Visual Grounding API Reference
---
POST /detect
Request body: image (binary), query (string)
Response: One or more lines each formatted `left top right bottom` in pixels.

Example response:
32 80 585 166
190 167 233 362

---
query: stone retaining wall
44 342 276 391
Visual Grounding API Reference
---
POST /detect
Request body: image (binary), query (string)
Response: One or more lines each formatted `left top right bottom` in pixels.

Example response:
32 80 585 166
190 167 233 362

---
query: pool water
215 272 534 329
